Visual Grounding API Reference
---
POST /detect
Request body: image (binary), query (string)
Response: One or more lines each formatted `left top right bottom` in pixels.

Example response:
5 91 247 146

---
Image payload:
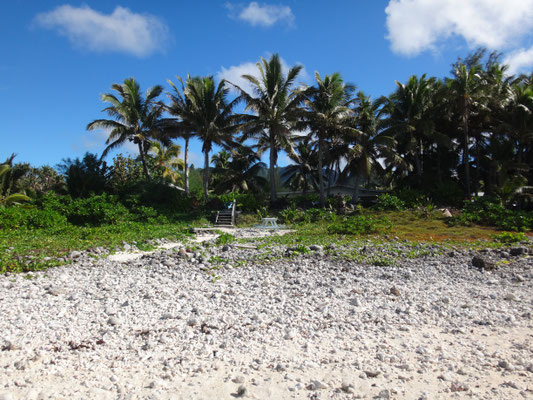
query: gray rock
308 379 328 390
510 247 527 256
365 370 381 378
504 293 518 302
472 256 496 271
234 385 247 397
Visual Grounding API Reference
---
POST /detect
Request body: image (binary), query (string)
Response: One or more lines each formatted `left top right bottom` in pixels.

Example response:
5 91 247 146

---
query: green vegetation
328 215 391 235
2 49 532 274
491 232 528 244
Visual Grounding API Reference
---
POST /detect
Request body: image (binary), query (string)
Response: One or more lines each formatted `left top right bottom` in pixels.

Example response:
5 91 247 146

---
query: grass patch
0 218 206 273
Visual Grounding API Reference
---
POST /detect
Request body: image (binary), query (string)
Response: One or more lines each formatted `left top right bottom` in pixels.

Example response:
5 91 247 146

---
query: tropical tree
446 64 486 197
171 76 239 201
0 157 31 207
212 147 267 194
232 54 305 203
503 77 533 164
87 77 165 179
303 72 356 206
381 74 438 188
280 136 319 194
149 141 184 185
166 77 198 195
341 92 399 201
57 153 110 198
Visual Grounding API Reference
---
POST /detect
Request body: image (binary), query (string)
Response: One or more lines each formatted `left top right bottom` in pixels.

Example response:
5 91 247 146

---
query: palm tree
166 77 198 195
447 64 485 197
341 92 400 201
503 78 533 164
0 158 31 207
87 78 165 180
231 54 304 203
212 147 267 194
280 136 319 194
381 74 437 188
172 76 239 201
303 72 356 206
211 149 231 170
149 141 185 185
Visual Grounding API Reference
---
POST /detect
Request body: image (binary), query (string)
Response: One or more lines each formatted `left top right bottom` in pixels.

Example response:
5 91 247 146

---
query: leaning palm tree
87 78 165 179
174 76 239 201
231 54 304 203
149 141 184 185
303 72 357 206
166 77 199 195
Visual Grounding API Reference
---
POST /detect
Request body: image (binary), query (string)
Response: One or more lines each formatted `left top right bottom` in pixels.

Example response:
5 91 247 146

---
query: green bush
217 193 263 212
302 208 337 223
132 205 159 222
395 188 426 208
328 215 391 235
215 232 235 245
491 232 528 244
374 194 406 211
0 206 67 229
279 204 301 224
449 197 533 231
66 193 131 226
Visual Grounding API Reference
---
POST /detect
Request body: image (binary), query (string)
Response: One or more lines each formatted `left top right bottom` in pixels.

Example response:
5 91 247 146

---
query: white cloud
385 0 533 56
226 2 294 27
34 5 169 57
79 129 139 157
505 46 533 75
217 56 308 94
217 61 260 94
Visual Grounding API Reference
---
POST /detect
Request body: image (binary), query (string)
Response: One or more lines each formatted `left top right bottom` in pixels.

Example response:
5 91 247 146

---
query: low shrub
491 232 528 244
449 197 533 231
215 232 235 245
395 188 426 208
328 215 391 235
374 194 405 211
0 206 67 229
217 193 263 212
279 204 301 224
66 193 131 226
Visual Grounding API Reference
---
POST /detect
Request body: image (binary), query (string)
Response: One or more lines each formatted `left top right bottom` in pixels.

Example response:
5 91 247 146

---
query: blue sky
2 0 533 168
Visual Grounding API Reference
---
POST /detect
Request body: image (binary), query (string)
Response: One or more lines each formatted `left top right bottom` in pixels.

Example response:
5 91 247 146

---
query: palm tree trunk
415 138 423 187
353 173 361 204
474 137 481 196
418 138 424 186
327 164 333 197
436 145 442 185
184 136 189 195
269 142 277 203
138 142 151 180
463 113 471 197
203 150 209 201
318 137 325 207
